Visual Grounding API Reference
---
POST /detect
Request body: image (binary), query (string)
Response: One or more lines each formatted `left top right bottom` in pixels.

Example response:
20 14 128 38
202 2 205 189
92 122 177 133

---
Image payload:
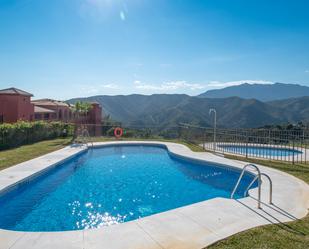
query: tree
73 101 92 117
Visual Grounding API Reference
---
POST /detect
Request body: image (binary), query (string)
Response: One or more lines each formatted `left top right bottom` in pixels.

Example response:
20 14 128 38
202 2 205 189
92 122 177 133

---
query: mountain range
199 83 309 101
68 83 309 128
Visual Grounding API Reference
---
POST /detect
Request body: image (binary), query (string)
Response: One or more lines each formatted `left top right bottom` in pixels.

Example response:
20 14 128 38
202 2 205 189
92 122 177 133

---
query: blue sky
0 0 309 99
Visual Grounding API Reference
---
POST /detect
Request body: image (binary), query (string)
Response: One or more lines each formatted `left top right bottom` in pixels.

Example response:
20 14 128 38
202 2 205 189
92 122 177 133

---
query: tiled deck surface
0 141 309 249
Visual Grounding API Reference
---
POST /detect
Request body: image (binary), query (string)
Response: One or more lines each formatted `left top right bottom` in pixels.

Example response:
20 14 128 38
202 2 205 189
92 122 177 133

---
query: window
44 113 50 120
0 115 3 124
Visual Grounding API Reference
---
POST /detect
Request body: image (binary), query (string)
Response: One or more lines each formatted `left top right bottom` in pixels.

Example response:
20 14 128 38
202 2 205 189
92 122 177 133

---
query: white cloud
79 83 120 95
132 79 274 93
207 80 274 88
101 84 120 89
133 80 207 91
80 86 100 95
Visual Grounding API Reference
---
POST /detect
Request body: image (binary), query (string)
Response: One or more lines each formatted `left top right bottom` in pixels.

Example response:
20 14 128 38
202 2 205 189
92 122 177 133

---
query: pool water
218 145 302 157
0 145 256 232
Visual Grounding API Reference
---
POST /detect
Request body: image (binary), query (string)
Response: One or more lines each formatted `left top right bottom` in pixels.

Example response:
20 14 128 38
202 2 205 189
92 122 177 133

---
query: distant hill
199 83 309 101
68 94 309 128
268 96 309 123
70 94 191 124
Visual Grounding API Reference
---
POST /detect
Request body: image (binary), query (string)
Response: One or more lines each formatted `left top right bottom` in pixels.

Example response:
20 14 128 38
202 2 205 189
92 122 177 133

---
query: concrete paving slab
84 221 161 249
0 230 25 249
136 211 218 249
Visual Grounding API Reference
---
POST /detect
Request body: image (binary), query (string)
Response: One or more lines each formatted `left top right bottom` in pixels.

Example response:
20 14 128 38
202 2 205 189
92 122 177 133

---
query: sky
0 0 309 99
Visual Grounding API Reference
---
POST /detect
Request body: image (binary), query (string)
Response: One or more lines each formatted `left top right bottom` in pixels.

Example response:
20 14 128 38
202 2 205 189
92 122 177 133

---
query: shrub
0 121 73 150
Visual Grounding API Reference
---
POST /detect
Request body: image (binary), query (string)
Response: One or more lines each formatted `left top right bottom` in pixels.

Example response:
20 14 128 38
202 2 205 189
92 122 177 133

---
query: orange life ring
114 127 123 138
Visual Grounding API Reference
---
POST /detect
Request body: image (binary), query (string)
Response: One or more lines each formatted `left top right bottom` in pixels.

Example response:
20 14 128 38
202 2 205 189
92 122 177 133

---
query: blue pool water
0 145 256 232
218 144 302 157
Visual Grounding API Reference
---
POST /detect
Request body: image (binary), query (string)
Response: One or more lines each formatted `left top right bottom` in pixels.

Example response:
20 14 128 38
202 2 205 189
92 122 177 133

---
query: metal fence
74 123 181 141
74 123 309 164
178 123 309 164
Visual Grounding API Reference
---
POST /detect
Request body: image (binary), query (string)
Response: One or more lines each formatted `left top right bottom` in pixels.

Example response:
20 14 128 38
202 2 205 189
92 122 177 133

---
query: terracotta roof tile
0 87 33 96
32 99 69 107
34 106 56 113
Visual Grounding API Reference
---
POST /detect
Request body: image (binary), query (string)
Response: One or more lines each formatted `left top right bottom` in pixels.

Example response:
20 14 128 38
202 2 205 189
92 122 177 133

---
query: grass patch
0 137 72 171
208 214 309 249
89 136 205 152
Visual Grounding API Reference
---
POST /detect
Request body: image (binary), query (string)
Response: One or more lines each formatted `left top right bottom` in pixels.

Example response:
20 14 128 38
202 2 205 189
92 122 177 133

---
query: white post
209 108 217 151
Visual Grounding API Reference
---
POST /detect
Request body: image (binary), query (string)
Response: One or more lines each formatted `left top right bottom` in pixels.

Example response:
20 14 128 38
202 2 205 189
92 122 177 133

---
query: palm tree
72 101 92 139
73 101 92 117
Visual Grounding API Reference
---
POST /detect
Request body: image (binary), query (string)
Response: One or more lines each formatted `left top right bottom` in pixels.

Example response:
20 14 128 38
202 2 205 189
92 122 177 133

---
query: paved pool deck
0 141 309 249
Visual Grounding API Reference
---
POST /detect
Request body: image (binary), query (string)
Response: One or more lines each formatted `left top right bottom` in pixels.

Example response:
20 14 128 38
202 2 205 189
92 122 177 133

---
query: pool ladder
82 128 94 148
231 164 273 209
74 128 93 148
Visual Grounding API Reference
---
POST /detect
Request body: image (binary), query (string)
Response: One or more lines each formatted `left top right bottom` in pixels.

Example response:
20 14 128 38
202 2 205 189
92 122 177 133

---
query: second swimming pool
217 144 302 157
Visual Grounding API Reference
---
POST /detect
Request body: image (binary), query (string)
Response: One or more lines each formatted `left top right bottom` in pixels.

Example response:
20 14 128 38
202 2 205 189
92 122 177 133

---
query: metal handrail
81 128 93 148
261 173 273 204
242 172 273 205
231 164 274 208
231 164 262 209
74 128 93 148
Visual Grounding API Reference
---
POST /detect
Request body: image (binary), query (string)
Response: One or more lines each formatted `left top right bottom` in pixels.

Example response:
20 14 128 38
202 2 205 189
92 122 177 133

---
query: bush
0 121 73 150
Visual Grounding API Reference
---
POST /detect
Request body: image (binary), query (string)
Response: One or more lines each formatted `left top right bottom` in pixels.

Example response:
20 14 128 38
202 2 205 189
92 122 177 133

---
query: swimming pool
0 145 257 232
218 144 302 157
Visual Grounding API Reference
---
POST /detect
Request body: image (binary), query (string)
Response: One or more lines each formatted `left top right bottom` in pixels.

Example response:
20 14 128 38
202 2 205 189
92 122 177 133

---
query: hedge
0 121 74 150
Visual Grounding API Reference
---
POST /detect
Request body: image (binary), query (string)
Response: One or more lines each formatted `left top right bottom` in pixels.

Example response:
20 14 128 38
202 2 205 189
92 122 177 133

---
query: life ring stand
114 127 123 139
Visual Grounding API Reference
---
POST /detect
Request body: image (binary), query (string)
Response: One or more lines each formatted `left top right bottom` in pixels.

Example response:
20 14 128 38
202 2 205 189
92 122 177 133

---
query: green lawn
89 136 206 152
208 215 309 249
0 138 308 248
0 137 72 171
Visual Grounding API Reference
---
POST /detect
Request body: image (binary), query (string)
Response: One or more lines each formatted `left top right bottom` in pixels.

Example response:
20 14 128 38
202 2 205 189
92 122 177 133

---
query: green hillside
68 95 309 128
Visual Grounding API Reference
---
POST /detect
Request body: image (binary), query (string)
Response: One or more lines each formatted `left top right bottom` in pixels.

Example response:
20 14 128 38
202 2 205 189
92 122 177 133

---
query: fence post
305 130 307 164
203 129 206 150
292 136 295 165
184 126 188 143
245 131 249 158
